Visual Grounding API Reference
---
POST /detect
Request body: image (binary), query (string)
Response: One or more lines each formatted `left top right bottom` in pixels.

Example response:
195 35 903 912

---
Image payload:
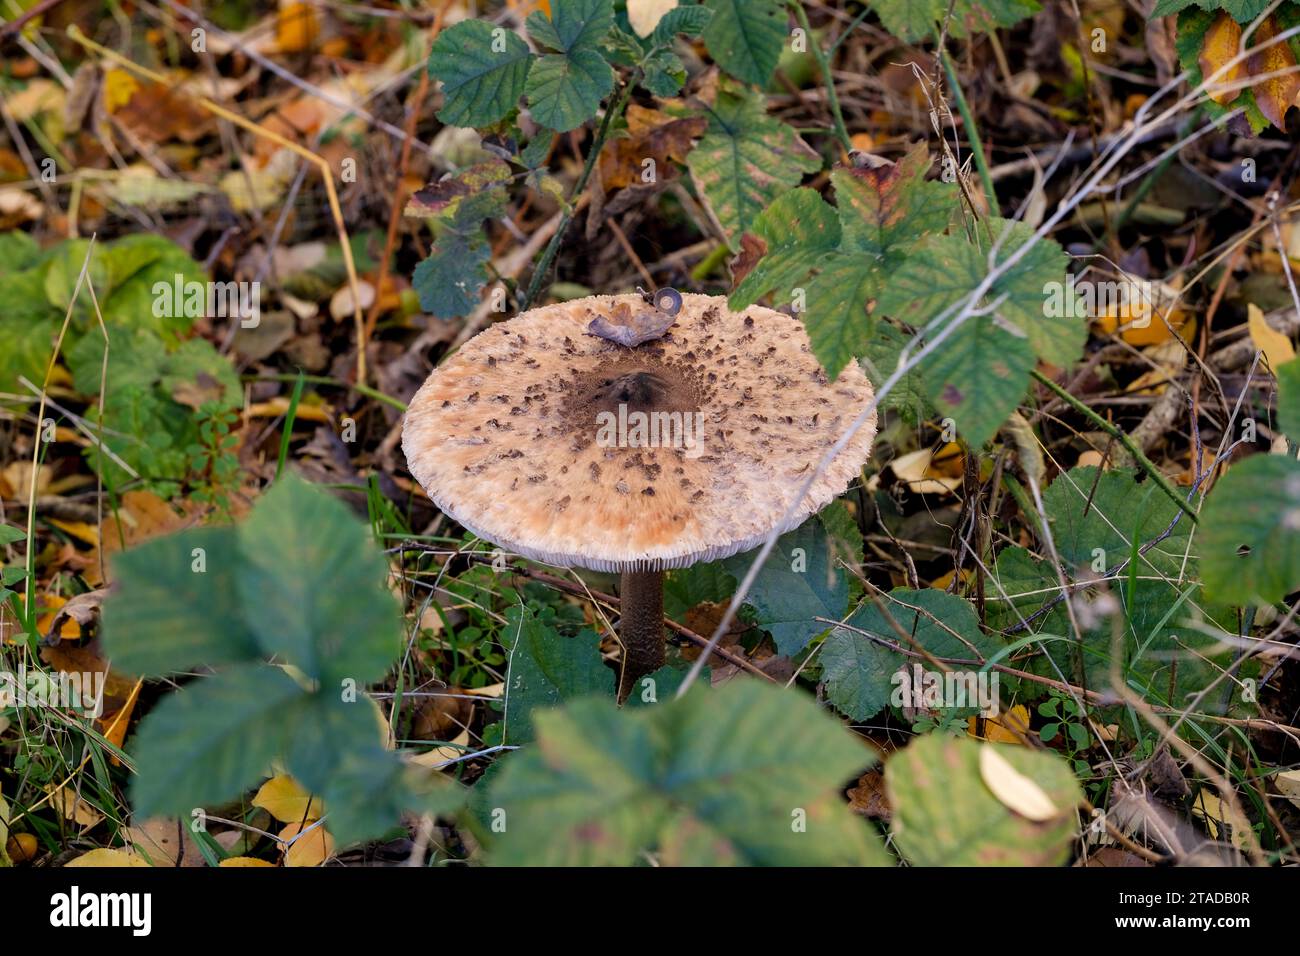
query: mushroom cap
402 293 877 572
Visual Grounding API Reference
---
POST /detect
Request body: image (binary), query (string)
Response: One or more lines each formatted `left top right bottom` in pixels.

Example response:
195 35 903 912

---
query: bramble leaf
686 86 820 247
428 20 534 128
730 145 954 378
1201 455 1300 604
866 0 1040 42
487 680 890 865
524 0 616 132
701 0 787 86
878 218 1081 446
821 588 1003 721
886 735 1082 866
410 161 512 318
498 605 611 743
652 4 713 46
722 515 846 657
525 48 616 132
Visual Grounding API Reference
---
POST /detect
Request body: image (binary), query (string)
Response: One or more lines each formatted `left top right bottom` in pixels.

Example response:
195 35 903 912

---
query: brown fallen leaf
599 104 706 192
125 817 205 867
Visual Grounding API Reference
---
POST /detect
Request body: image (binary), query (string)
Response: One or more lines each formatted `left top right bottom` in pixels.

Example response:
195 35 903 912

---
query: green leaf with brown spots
878 219 1081 447
486 679 891 865
686 86 821 249
729 144 956 378
886 734 1082 866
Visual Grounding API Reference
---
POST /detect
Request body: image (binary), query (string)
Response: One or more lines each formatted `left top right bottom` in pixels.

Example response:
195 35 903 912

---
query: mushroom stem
617 569 665 703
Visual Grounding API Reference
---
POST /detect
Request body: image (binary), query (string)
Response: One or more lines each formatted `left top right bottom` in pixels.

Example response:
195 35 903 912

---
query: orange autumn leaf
1198 12 1246 106
276 2 321 53
1246 15 1300 130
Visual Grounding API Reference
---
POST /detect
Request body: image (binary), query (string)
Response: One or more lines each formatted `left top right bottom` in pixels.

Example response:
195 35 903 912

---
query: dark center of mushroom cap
572 360 703 419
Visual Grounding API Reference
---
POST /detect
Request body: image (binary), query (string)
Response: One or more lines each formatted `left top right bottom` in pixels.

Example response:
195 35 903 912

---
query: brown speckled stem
617 569 665 703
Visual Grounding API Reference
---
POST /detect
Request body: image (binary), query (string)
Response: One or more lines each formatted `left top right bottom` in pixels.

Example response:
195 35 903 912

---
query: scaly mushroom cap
402 293 877 571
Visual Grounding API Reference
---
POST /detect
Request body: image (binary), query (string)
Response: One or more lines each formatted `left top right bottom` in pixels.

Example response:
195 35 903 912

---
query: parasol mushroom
402 292 877 701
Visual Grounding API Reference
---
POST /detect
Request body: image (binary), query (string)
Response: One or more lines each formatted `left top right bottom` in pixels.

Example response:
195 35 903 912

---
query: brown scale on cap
401 293 877 573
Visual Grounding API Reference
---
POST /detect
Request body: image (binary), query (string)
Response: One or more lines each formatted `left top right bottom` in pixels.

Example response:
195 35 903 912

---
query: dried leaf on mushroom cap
401 293 878 572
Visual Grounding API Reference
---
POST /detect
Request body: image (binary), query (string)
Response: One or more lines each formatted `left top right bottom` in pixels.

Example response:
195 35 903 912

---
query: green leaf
281 693 421 845
821 588 1003 720
730 188 841 308
0 230 42 275
885 734 1082 865
997 469 1233 706
1152 0 1273 21
663 561 736 620
641 48 687 96
428 19 534 128
879 219 1080 447
526 0 614 53
1201 454 1300 604
235 475 402 686
860 322 934 422
818 627 897 722
500 605 612 743
701 0 787 86
525 48 616 132
413 230 493 319
410 162 512 319
102 526 262 675
488 680 890 865
687 87 820 248
128 663 303 819
1276 356 1300 441
832 150 953 262
1042 466 1191 577
653 4 713 46
404 161 513 222
984 546 1068 634
0 524 25 547
920 305 1035 448
730 145 955 378
722 516 846 657
866 0 1040 42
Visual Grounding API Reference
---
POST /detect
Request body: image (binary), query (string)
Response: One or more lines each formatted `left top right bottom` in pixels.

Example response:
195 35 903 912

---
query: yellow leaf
252 775 323 824
411 728 470 768
103 69 140 113
280 822 334 867
1274 769 1300 809
276 2 320 53
66 848 150 867
1197 12 1246 106
627 0 677 38
0 784 11 867
1190 789 1250 849
968 704 1031 744
246 397 333 422
1248 302 1294 369
47 519 100 548
45 784 104 828
220 856 276 867
978 745 1063 821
